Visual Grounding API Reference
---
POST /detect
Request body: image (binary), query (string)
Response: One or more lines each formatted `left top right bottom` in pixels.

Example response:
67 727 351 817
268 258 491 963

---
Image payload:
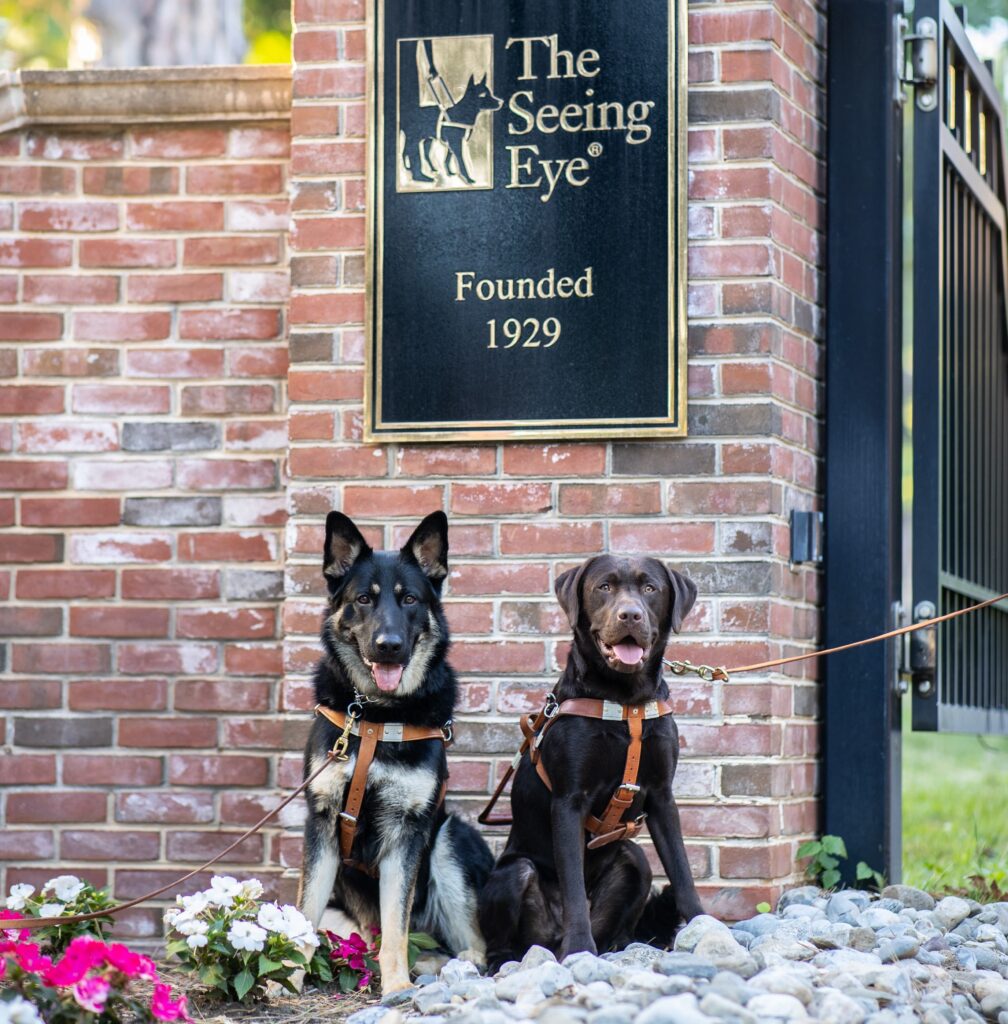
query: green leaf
756 902 771 914
258 955 283 975
287 950 308 966
822 868 841 890
818 854 839 870
855 860 874 880
234 968 256 1001
796 840 821 859
408 931 440 950
198 963 224 987
338 967 359 993
821 835 848 858
165 939 190 958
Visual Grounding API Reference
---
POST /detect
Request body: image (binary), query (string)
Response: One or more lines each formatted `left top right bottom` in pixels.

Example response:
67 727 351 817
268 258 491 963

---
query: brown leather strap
478 709 548 826
339 722 379 867
314 704 447 743
585 706 645 849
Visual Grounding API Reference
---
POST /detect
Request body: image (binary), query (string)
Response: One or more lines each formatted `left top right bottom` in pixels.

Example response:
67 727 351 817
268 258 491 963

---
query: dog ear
663 564 698 634
477 72 487 86
466 73 476 88
401 510 449 592
554 559 592 631
323 512 371 587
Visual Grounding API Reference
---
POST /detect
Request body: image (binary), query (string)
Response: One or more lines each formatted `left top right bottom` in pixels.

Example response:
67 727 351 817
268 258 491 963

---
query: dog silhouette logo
397 35 501 192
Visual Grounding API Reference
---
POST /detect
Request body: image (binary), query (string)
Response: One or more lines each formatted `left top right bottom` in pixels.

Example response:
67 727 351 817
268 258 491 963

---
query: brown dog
477 554 704 969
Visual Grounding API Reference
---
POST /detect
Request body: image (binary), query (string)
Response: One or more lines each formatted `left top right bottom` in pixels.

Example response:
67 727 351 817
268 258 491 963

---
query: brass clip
663 659 730 683
331 710 359 762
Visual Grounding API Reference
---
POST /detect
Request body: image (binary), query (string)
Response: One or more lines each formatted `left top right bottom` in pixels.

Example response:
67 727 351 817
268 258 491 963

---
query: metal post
824 0 905 883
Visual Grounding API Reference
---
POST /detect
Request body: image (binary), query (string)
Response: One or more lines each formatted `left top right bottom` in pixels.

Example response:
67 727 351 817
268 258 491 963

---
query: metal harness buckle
543 693 560 719
331 703 362 762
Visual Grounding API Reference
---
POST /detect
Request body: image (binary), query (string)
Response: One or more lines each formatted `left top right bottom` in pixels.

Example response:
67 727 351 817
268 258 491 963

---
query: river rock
692 930 759 977
778 887 823 911
817 989 868 1024
708 970 756 1005
412 982 451 1014
586 1006 638 1024
746 992 809 1018
348 1009 397 1024
876 937 920 962
750 966 815 1005
441 957 483 986
699 991 757 1023
522 946 558 969
635 993 710 1024
674 915 734 953
564 953 616 985
654 952 718 980
933 896 972 931
860 907 901 930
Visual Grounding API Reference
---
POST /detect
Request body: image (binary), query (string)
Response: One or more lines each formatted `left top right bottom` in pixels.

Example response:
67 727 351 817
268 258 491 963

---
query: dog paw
380 974 414 997
456 948 487 970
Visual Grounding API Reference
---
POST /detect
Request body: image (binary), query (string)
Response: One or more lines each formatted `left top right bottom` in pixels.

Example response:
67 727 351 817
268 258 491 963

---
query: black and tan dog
477 554 705 969
298 511 493 993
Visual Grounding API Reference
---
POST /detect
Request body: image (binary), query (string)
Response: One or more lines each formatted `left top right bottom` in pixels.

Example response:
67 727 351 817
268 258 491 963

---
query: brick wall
0 72 293 938
285 0 826 919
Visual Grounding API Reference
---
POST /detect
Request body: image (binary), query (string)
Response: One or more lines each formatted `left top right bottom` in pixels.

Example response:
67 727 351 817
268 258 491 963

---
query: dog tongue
613 642 644 665
372 663 404 692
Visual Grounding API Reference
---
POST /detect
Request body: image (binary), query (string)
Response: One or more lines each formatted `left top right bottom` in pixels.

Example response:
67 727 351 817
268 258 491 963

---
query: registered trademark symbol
588 142 603 158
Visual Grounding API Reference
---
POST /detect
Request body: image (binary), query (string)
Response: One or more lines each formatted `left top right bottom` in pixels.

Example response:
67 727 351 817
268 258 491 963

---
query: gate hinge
897 15 938 110
900 600 937 696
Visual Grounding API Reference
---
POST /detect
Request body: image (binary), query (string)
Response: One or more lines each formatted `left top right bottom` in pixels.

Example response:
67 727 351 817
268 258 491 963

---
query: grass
902 705 1008 896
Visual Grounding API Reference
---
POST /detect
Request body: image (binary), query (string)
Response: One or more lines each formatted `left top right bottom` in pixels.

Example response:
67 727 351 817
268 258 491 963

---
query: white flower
38 903 65 919
186 932 209 949
42 875 85 903
164 908 181 927
0 994 45 1024
257 902 286 933
174 916 208 938
176 891 210 916
240 878 264 899
5 884 35 912
279 905 319 948
227 919 267 952
207 875 242 907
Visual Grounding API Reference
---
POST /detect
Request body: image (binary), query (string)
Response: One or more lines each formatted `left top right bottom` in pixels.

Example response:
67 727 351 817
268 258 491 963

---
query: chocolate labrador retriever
477 554 705 969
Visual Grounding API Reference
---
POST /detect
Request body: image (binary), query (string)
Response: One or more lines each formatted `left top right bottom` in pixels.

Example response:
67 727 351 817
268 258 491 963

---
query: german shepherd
297 511 493 993
400 39 502 186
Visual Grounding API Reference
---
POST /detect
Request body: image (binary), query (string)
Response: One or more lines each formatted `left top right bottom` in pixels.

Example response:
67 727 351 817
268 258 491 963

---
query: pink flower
0 910 29 945
151 983 191 1022
14 943 53 975
44 936 105 986
358 969 373 990
73 974 111 1013
104 942 156 980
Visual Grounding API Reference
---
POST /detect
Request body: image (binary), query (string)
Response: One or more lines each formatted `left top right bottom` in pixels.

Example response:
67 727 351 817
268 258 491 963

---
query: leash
479 588 1008 827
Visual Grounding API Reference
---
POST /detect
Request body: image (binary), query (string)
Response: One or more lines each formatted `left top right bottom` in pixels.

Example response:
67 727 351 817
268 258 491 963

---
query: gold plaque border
363 0 688 442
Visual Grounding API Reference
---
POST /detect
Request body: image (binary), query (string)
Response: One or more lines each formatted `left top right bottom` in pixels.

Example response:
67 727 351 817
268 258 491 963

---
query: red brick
176 607 275 640
451 483 552 515
0 533 64 564
448 562 550 596
23 274 119 304
19 497 119 528
178 531 278 562
22 348 119 377
226 200 289 231
70 606 170 638
0 239 72 267
131 127 228 158
18 202 118 232
72 384 170 414
500 522 603 554
0 165 75 193
0 606 62 636
121 568 219 600
0 385 64 415
0 312 63 341
69 532 172 563
79 238 176 268
176 458 277 491
168 754 269 786
559 483 662 515
127 273 222 303
165 830 264 862
342 484 444 517
226 416 288 446
0 679 62 708
667 481 773 515
125 202 224 232
175 679 271 712
0 830 55 860
62 829 161 861
0 460 68 491
117 643 217 675
288 368 361 402
16 569 114 599
294 0 364 22
289 410 335 440
119 717 218 749
292 28 339 60
18 424 118 456
74 311 170 342
180 384 277 415
502 444 607 476
289 445 387 478
125 348 224 378
0 755 56 785
224 643 284 676
115 791 213 824
179 309 282 341
610 522 716 555
64 755 162 786
72 461 172 491
11 642 111 674
26 131 123 160
183 236 281 266
395 446 495 476
68 678 168 711
291 215 365 250
679 805 776 839
187 164 284 194
289 292 364 326
82 165 179 195
7 791 107 823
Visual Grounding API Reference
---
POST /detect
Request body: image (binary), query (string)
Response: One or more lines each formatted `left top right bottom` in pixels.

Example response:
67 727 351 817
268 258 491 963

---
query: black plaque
366 0 686 440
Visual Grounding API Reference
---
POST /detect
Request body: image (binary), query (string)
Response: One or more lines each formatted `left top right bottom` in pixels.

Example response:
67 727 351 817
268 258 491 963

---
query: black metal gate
911 0 1008 735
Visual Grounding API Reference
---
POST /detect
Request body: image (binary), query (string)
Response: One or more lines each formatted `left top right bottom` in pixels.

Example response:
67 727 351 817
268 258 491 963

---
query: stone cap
0 65 291 134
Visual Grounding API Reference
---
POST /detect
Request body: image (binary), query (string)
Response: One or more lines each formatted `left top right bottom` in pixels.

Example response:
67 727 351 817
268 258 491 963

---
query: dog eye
598 583 610 592
403 594 417 605
355 594 371 605
643 584 655 593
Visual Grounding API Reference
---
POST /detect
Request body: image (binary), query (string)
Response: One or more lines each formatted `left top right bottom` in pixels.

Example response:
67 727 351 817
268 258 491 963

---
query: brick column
286 0 825 916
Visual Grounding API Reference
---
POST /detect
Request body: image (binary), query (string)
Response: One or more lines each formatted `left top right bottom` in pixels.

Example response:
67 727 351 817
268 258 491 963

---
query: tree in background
0 0 291 69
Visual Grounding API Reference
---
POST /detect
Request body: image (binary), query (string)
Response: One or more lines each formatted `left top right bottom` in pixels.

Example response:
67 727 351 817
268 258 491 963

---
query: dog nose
374 633 403 657
616 605 644 623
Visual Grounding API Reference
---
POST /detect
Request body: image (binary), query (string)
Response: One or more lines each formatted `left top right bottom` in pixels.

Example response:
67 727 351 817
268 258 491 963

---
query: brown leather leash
479 589 1008 831
313 705 450 877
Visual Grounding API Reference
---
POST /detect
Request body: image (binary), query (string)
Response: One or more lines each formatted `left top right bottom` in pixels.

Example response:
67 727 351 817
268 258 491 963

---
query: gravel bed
348 887 1008 1024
